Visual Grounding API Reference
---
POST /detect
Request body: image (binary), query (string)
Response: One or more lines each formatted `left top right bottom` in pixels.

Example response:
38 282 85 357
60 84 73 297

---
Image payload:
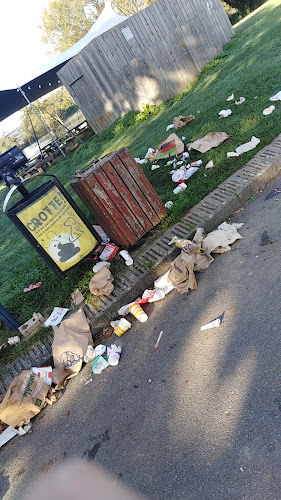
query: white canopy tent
0 1 128 121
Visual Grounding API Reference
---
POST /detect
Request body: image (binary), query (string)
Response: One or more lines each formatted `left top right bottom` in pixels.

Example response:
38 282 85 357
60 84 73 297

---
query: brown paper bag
52 308 92 382
89 266 114 296
0 371 49 427
167 254 197 294
173 115 195 129
188 132 229 153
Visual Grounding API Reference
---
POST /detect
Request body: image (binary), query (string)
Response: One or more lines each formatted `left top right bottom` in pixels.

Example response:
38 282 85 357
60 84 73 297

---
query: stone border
1 135 281 396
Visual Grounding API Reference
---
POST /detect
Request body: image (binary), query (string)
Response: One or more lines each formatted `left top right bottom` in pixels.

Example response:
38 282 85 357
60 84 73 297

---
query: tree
40 0 105 55
0 135 21 155
224 0 266 15
20 88 78 146
113 0 156 15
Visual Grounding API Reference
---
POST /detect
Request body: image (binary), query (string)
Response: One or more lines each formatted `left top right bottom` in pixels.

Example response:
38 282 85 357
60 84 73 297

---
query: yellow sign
17 186 98 271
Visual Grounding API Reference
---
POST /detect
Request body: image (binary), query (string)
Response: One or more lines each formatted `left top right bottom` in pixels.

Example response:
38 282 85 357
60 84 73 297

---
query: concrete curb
1 134 281 395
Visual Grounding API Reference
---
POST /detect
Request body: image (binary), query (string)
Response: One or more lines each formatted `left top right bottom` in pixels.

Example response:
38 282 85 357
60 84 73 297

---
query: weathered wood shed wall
58 0 234 134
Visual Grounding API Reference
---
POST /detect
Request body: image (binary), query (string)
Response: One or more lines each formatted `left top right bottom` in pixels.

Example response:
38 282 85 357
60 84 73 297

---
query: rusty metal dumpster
70 148 167 247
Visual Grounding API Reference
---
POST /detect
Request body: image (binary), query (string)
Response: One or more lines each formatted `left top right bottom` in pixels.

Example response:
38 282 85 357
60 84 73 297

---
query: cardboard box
18 313 45 338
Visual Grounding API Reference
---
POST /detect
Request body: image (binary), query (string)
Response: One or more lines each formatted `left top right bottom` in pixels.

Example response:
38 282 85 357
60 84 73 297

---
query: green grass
0 0 281 353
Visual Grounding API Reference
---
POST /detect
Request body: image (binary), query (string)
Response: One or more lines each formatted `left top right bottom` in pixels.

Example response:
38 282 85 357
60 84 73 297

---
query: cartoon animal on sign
48 233 80 263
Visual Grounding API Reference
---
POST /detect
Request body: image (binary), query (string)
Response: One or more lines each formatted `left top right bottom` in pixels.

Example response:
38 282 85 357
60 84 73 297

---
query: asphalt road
1 175 281 500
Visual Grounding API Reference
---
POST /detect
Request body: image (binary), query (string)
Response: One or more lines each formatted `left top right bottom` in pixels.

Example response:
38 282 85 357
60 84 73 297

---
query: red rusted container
70 148 167 247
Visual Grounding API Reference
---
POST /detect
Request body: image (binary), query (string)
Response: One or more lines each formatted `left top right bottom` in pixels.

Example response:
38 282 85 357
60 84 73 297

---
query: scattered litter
119 249 133 266
156 133 184 159
270 91 281 101
129 303 148 323
92 225 110 245
200 312 225 330
227 136 260 157
92 261 110 273
169 236 201 253
113 318 132 336
141 289 165 302
7 336 20 346
94 344 106 356
265 188 281 200
154 331 163 351
182 151 189 160
84 378 92 385
263 105 275 115
176 161 184 165
167 222 243 294
145 148 155 160
154 271 175 295
205 160 214 169
226 93 234 101
89 264 114 296
19 312 45 337
151 164 160 171
173 182 187 194
172 167 198 183
71 289 84 307
164 201 173 209
84 345 96 363
235 97 245 105
107 344 122 366
134 158 146 164
195 222 244 254
44 307 69 327
188 132 229 153
197 110 200 113
173 115 195 129
23 282 42 293
91 355 108 375
0 423 32 449
31 366 52 386
52 308 93 387
219 109 232 118
148 378 152 383
190 160 202 167
166 124 175 131
0 371 50 427
182 136 186 141
100 242 119 261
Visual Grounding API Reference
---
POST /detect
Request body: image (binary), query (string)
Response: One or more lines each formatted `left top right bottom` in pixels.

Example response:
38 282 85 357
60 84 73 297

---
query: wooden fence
58 0 234 134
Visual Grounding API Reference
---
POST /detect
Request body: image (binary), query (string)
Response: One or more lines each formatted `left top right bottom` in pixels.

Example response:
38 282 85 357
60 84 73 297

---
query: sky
0 0 52 134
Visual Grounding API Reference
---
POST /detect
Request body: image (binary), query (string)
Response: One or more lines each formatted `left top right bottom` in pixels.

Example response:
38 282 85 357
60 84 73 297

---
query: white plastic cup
119 250 133 266
114 318 132 336
7 336 20 346
129 303 148 323
164 201 173 209
107 345 122 366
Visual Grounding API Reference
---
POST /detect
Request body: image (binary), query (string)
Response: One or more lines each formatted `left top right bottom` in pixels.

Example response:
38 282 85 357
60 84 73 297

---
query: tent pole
44 109 84 144
17 86 66 158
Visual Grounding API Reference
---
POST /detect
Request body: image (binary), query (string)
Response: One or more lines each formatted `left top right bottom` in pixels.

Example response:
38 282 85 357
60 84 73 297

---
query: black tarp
0 61 69 122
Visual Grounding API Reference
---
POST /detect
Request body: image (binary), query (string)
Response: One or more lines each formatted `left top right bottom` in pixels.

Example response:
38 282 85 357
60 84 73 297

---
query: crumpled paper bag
52 308 93 386
188 132 229 153
89 265 114 296
0 371 50 427
173 115 195 129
